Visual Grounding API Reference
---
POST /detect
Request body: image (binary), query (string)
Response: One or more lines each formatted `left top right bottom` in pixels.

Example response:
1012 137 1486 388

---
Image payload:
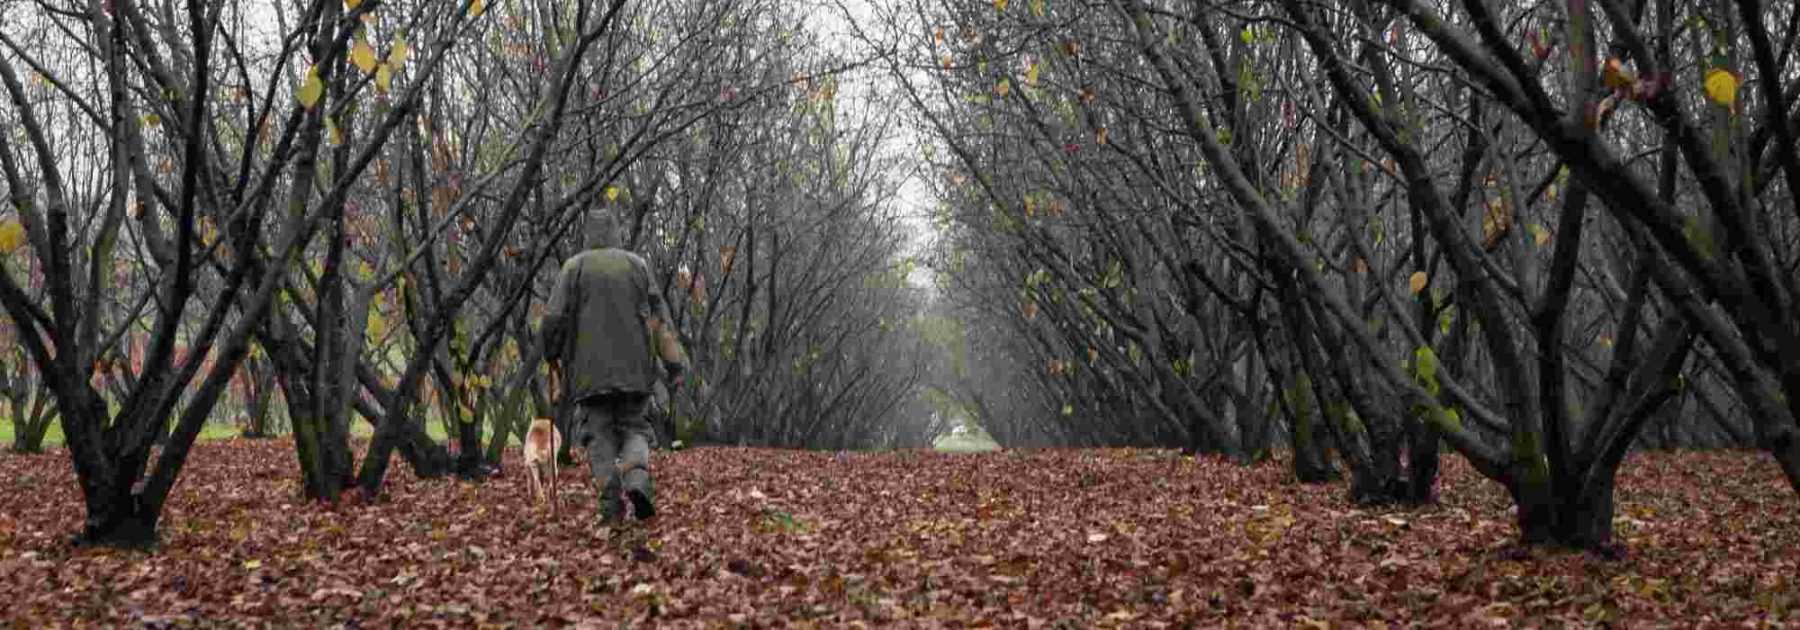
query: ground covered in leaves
1 440 1797 626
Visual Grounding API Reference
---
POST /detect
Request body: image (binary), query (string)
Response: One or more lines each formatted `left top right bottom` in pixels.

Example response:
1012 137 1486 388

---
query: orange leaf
1601 58 1633 90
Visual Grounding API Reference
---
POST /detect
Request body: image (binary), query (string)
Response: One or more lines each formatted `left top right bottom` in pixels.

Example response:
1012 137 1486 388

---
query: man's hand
663 360 686 390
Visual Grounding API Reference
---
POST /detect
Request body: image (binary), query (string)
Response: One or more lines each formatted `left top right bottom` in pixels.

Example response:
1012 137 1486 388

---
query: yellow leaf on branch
367 308 387 342
1480 197 1512 250
1408 271 1427 295
1704 68 1739 107
388 39 410 70
351 41 378 74
297 66 324 110
0 219 25 254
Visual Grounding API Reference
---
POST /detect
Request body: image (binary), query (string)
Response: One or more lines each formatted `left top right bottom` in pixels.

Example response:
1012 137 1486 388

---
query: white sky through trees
815 0 938 290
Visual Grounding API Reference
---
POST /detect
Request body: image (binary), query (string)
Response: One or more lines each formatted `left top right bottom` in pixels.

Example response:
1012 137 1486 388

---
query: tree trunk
454 396 484 479
1403 418 1440 504
1768 430 1800 496
1286 372 1338 483
1568 477 1617 550
58 389 155 548
1235 345 1269 458
9 386 58 453
1503 469 1620 552
376 409 451 477
1328 402 1395 504
484 328 544 466
242 356 278 438
483 387 529 467
321 287 370 498
78 498 160 550
281 367 329 501
1311 305 1406 505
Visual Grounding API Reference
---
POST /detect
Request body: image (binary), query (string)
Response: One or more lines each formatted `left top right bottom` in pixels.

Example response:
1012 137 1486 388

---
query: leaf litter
0 440 1796 626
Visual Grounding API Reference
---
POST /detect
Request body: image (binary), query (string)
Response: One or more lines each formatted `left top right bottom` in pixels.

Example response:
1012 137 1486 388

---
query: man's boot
598 476 624 523
622 468 655 520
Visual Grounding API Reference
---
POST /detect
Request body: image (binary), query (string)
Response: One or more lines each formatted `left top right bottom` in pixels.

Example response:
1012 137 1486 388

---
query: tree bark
242 355 278 438
1286 372 1339 484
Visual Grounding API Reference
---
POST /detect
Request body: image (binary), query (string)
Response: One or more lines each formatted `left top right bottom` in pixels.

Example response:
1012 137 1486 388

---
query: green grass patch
3 406 518 454
0 418 66 451
349 417 468 445
0 418 241 452
932 432 1001 454
196 423 241 442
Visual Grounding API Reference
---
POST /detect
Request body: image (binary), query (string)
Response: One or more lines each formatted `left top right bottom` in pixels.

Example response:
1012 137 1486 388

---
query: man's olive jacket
542 248 671 402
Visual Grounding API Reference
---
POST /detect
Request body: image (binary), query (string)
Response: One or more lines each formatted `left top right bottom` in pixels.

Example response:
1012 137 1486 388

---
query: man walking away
542 216 687 522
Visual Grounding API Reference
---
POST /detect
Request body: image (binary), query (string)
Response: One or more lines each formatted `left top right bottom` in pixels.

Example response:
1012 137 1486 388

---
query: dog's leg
548 431 559 518
527 455 543 504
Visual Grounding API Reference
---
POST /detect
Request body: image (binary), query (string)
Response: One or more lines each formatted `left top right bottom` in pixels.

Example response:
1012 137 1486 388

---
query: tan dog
523 417 562 516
